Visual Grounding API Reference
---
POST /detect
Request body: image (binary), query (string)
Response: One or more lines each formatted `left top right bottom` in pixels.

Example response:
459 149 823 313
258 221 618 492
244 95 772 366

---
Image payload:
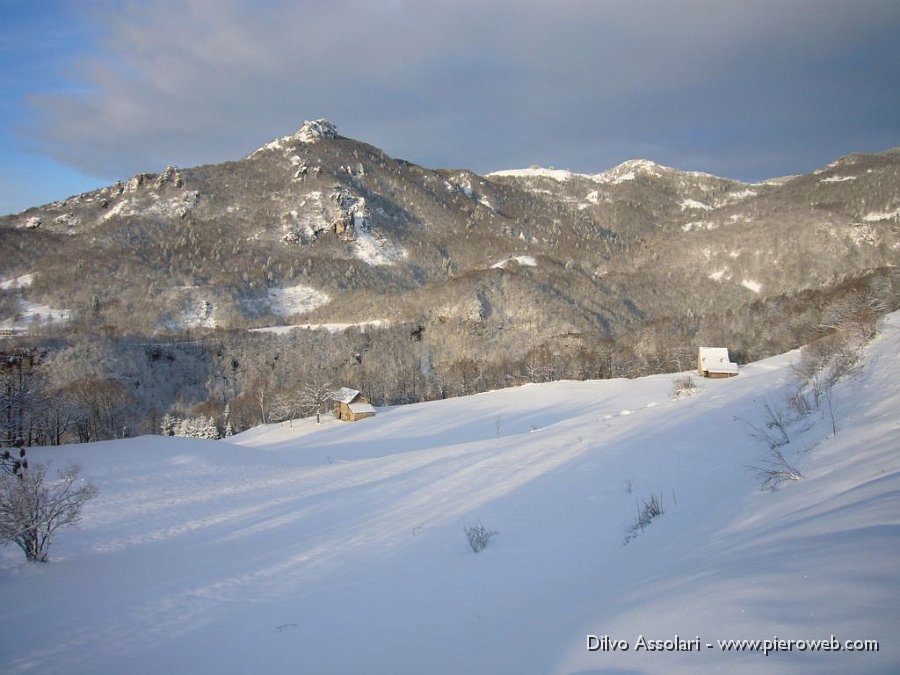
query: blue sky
2 0 899 215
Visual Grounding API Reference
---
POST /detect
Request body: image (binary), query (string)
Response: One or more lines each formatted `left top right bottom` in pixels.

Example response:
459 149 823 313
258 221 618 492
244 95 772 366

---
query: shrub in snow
671 375 700 400
624 492 664 544
787 385 813 418
741 400 792 450
741 400 805 490
464 521 498 553
0 462 98 562
749 447 804 491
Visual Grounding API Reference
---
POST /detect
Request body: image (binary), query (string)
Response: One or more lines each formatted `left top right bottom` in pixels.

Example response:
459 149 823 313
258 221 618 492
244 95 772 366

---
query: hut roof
698 347 738 374
334 387 362 404
348 401 376 416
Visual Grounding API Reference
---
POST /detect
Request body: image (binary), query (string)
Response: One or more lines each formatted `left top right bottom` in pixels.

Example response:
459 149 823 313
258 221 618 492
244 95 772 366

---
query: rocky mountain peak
296 118 338 143
246 118 339 160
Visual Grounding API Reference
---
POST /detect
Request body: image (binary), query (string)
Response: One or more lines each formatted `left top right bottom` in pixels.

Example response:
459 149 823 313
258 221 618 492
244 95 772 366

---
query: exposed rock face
296 119 338 143
155 165 184 188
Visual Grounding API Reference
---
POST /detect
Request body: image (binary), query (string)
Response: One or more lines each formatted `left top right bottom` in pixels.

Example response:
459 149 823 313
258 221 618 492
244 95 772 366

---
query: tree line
1 270 896 446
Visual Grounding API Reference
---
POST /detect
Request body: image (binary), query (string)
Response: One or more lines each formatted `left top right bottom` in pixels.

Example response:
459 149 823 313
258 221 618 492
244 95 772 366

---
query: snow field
1 315 898 673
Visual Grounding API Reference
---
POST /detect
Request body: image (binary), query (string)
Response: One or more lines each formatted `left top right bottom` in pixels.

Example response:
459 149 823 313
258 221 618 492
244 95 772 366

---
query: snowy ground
250 319 388 335
351 227 407 266
1 316 899 674
0 273 72 334
0 273 36 290
0 300 71 334
266 284 330 316
491 255 538 270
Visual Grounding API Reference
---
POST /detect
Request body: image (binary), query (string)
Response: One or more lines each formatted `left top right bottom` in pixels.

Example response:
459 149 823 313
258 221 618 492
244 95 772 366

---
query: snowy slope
1 316 899 674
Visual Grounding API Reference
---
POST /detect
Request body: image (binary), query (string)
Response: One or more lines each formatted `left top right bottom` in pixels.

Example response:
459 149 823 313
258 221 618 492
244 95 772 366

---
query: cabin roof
348 401 376 416
333 387 362 404
698 347 738 373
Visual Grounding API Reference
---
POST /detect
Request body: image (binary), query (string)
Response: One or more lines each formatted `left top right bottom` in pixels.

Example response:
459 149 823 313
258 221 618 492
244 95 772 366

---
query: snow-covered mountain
2 312 898 674
1 121 897 352
1 121 898 433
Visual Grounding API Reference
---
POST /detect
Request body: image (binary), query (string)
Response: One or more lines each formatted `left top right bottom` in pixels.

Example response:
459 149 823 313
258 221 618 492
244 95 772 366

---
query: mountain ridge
2 120 898 383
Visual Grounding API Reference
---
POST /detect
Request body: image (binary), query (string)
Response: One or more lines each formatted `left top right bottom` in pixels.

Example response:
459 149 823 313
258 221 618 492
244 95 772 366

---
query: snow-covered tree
300 379 334 424
175 416 219 440
222 403 234 437
0 462 98 562
160 414 178 436
162 414 219 439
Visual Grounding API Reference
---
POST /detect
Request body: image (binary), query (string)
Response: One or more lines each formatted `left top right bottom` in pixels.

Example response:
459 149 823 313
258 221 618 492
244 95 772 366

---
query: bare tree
822 384 839 436
0 462 98 562
252 376 273 425
300 379 334 424
63 378 135 442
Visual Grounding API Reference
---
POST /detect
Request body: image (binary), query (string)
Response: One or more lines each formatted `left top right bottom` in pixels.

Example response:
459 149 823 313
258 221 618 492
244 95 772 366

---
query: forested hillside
1 122 898 443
